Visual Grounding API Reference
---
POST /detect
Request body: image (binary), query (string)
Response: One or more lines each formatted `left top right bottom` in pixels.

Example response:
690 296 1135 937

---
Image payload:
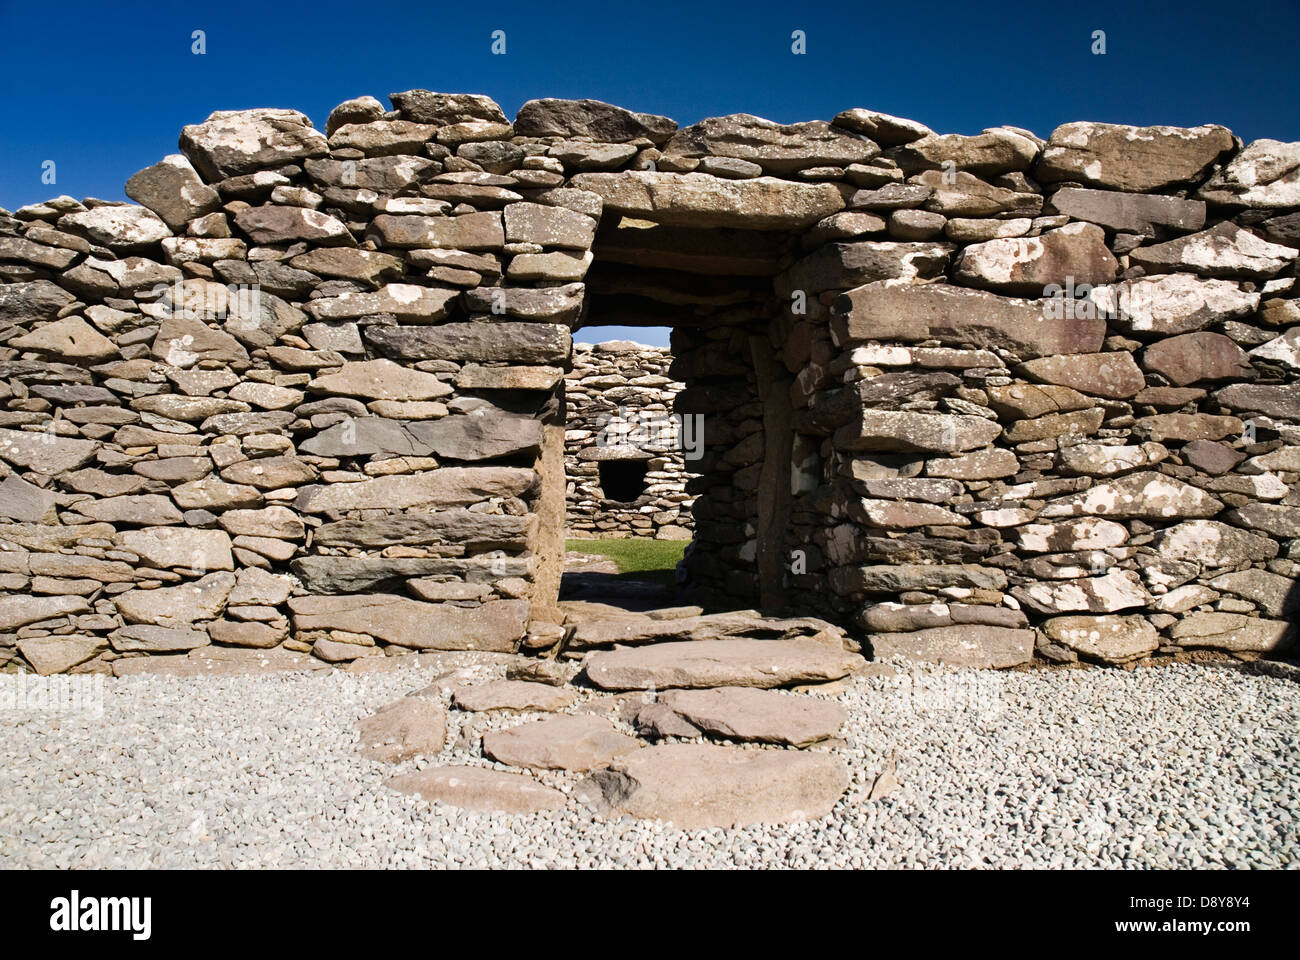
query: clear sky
3 0 1297 347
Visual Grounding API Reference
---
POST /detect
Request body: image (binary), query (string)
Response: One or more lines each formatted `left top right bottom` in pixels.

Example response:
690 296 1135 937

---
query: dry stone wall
1 89 1298 675
564 342 695 540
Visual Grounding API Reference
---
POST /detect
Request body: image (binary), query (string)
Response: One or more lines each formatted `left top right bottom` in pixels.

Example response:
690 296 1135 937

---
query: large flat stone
584 638 863 691
568 171 845 230
1090 274 1260 336
16 636 106 676
0 594 91 631
386 766 565 813
406 410 544 460
308 358 452 401
579 743 848 828
451 680 577 712
482 714 640 770
0 428 98 476
953 222 1118 296
365 322 570 364
1036 122 1234 192
296 466 535 512
657 687 846 747
358 697 447 763
1168 612 1294 653
1048 187 1206 235
1129 222 1296 279
288 595 528 651
833 409 1002 454
180 108 329 181
114 572 235 626
665 114 878 173
1041 615 1159 664
567 610 840 651
869 626 1035 669
313 510 534 550
1040 471 1223 520
831 281 1106 359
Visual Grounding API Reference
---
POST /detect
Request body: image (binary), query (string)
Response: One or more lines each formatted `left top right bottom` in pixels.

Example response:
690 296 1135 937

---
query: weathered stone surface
0 475 59 522
1168 612 1293 652
1197 138 1300 208
515 98 675 144
833 108 932 146
365 322 570 364
1040 471 1222 519
654 687 845 747
1012 569 1150 615
569 171 844 230
835 563 1006 594
889 130 1038 177
58 205 170 250
391 90 507 126
288 595 528 651
1222 502 1300 538
305 284 458 323
665 114 877 173
151 315 249 367
1142 332 1254 386
128 156 222 232
369 211 504 250
1049 187 1206 235
296 466 534 512
579 743 847 828
115 572 236 626
1208 569 1299 617
108 624 209 653
121 527 233 571
568 611 840 651
386 766 565 813
289 247 403 284
780 241 951 295
503 202 597 249
1055 442 1170 476
1016 518 1129 552
0 594 91 631
0 280 76 324
1130 222 1297 279
451 680 577 712
358 697 446 763
584 638 862 691
482 715 640 771
1018 352 1145 399
834 410 1002 454
233 205 352 246
16 636 106 676
71 494 184 526
870 626 1035 669
1090 274 1260 337
180 108 329 181
831 281 1105 359
1041 615 1159 663
1036 122 1234 192
314 510 532 550
308 358 452 401
1132 414 1242 443
1217 382 1300 419
954 222 1118 296
406 409 544 460
0 428 98 476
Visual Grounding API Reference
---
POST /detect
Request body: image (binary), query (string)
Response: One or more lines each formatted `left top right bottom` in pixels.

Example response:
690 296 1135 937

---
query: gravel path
2 659 1297 869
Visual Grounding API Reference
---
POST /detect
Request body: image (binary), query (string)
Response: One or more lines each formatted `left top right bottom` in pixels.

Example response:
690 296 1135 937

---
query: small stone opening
597 458 649 503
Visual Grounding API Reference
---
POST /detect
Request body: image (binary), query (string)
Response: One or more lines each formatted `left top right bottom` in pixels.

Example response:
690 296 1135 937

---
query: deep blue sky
3 0 1297 346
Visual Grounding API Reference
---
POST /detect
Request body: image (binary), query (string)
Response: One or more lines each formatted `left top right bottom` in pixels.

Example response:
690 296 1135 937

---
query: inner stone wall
1 90 1298 675
563 341 694 541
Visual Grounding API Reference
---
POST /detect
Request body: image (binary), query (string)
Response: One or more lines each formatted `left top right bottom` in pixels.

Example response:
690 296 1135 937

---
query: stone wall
564 341 694 541
1 90 1298 674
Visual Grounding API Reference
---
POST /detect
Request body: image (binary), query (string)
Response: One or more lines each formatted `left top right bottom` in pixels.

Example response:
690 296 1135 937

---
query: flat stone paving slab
451 679 578 712
658 687 847 747
482 714 641 771
583 637 863 690
386 767 565 814
358 697 446 763
579 743 849 829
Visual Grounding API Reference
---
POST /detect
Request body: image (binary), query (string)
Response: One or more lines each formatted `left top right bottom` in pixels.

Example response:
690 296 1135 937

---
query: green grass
566 537 688 579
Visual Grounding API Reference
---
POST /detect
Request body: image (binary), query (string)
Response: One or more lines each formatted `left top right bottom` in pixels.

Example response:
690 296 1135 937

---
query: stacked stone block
564 341 695 540
0 90 1296 673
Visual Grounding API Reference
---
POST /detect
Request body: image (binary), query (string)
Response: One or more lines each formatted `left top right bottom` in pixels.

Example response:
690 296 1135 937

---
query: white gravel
2 658 1297 869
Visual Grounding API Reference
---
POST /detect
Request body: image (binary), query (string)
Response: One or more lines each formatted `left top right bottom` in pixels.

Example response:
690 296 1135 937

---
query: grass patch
565 537 688 581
